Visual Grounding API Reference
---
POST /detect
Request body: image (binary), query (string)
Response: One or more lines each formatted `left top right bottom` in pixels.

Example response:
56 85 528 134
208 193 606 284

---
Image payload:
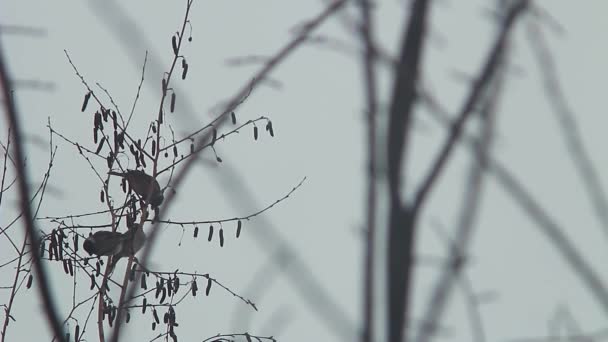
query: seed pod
48 239 55 261
40 240 46 259
190 143 194 153
100 189 105 203
75 325 80 341
253 126 258 140
116 132 125 149
165 151 169 158
174 277 180 294
181 61 188 80
152 322 156 331
96 261 101 277
94 112 103 131
50 231 59 261
160 288 167 303
102 108 108 122
68 259 74 276
155 281 162 298
142 298 147 314
74 234 79 252
173 145 178 157
140 151 147 168
231 111 236 124
219 228 224 247
152 123 157 133
191 280 198 297
205 277 212 296
90 274 95 290
266 121 274 137
126 312 131 323
236 220 242 238
170 93 176 112
167 277 173 296
193 226 199 238
141 273 147 289
153 309 160 324
81 92 91 112
151 140 156 156
207 225 213 242
112 111 117 130
172 35 178 55
212 128 217 145
163 312 169 324
57 232 64 261
162 79 167 95
62 260 69 274
26 274 33 289
106 152 114 169
93 127 98 144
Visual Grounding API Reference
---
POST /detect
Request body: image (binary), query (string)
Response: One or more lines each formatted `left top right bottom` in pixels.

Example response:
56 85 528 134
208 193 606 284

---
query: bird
109 169 164 208
83 223 146 270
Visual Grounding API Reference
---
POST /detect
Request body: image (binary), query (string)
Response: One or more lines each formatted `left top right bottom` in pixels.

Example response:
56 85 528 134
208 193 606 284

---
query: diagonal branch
411 0 529 215
526 21 608 242
0 34 65 342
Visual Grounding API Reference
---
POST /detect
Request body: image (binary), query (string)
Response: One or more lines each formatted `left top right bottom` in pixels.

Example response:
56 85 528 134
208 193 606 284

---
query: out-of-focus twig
0 33 65 342
415 49 504 342
526 21 608 242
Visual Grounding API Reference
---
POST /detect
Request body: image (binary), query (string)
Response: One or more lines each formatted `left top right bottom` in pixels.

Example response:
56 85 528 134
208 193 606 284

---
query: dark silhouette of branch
385 1 431 341
0 34 65 342
411 0 529 215
358 0 379 341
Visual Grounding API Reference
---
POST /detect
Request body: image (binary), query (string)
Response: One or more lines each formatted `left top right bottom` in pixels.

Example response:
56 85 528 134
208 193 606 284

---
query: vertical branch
358 0 378 341
385 1 431 341
0 38 65 342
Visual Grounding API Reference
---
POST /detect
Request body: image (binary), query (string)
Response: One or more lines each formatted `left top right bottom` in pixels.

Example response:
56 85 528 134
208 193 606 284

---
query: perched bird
109 169 164 208
83 223 146 269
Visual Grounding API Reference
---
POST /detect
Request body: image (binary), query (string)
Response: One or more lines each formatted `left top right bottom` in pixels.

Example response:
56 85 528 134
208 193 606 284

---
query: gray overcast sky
2 1 608 341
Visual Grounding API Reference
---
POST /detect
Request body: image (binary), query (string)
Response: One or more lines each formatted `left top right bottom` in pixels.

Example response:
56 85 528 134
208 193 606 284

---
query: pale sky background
2 1 608 341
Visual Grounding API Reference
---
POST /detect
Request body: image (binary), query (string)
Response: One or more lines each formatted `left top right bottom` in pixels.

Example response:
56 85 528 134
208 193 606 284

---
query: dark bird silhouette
109 169 164 208
83 223 146 269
